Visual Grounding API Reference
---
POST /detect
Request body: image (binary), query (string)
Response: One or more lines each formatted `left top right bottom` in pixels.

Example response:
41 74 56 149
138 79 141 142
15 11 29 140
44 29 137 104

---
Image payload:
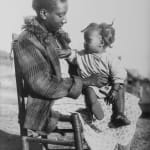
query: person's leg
112 85 125 115
110 85 130 127
84 87 104 120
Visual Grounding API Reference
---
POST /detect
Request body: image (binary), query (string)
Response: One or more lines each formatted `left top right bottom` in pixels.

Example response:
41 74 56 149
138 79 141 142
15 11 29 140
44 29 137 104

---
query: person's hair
32 0 55 14
32 0 67 14
99 22 115 48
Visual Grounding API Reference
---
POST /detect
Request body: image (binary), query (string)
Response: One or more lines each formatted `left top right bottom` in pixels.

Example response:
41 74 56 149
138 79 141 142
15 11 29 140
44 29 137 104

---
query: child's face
84 29 104 54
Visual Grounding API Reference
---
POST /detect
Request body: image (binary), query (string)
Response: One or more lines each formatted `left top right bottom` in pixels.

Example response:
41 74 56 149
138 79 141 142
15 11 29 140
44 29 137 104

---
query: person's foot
109 113 131 128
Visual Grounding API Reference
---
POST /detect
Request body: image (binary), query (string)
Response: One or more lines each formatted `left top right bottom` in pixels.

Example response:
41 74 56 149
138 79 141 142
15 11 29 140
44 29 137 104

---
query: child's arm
57 48 72 58
108 54 127 85
104 54 127 104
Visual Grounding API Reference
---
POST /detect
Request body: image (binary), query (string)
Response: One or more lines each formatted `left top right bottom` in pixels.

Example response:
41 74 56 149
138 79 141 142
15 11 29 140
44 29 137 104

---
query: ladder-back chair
12 35 87 150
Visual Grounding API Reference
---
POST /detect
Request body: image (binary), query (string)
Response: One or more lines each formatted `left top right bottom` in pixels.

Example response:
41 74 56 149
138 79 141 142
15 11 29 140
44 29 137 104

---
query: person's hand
57 29 71 43
83 73 108 88
56 48 71 58
104 89 119 105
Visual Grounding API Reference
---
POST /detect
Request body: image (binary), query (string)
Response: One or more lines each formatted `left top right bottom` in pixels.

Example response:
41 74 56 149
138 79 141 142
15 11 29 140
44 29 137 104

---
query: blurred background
0 0 150 77
0 0 150 150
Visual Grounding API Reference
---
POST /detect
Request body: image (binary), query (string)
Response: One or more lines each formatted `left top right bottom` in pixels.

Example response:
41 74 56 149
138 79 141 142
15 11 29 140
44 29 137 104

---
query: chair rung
59 115 72 122
23 136 75 146
46 148 89 150
54 128 73 133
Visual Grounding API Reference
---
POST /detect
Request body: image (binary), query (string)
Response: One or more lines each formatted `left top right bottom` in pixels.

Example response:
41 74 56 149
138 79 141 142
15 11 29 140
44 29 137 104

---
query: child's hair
81 22 115 48
99 22 115 48
81 23 100 41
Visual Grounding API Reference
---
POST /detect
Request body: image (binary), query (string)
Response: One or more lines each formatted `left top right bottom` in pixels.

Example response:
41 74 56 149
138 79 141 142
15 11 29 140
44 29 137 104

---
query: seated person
12 0 109 134
58 22 131 128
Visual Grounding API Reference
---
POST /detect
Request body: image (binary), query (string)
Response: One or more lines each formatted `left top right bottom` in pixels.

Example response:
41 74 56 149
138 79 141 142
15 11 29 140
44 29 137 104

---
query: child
58 22 131 128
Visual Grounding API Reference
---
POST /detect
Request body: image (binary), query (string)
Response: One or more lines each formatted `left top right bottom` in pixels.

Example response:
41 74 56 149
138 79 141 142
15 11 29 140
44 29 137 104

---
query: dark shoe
109 113 131 128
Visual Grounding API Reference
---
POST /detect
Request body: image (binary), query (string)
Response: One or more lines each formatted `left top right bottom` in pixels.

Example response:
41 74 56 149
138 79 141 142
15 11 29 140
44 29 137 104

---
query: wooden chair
12 37 87 150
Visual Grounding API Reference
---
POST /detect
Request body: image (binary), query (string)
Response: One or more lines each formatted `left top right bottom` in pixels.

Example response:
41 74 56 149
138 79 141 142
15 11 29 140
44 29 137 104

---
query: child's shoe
109 113 131 128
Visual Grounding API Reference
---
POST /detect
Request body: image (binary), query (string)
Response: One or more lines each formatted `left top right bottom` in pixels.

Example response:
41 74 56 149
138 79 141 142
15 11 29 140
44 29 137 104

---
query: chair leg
72 113 83 150
41 135 48 150
22 136 30 150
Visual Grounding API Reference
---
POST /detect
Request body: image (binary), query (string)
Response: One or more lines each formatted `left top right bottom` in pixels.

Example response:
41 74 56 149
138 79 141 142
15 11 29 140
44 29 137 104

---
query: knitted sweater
12 16 83 132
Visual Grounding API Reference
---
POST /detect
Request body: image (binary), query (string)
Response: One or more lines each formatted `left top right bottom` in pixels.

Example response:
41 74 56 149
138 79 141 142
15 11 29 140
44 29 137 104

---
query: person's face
84 29 104 53
44 0 68 32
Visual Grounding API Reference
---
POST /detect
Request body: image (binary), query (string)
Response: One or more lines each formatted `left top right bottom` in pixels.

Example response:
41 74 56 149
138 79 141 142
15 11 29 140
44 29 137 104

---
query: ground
0 65 150 150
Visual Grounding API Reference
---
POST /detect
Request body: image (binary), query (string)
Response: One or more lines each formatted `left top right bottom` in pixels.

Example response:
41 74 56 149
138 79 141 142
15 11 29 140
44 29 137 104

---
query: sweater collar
22 16 71 45
22 16 51 42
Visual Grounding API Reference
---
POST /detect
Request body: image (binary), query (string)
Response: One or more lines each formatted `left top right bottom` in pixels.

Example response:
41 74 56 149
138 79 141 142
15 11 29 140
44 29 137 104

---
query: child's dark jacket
13 16 83 132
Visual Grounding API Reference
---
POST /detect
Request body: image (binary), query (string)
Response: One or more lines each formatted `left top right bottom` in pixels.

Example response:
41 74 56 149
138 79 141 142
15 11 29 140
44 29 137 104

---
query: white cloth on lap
52 93 141 150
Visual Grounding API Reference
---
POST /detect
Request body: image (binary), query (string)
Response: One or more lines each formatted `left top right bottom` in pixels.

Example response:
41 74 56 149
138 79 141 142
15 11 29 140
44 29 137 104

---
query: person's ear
39 9 48 20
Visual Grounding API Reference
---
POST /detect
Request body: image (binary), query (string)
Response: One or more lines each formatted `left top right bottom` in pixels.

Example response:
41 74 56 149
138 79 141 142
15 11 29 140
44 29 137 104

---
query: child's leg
112 85 125 115
84 87 104 120
110 85 130 127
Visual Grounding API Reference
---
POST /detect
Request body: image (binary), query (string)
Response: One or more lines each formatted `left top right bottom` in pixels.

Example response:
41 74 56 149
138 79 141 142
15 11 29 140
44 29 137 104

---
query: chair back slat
12 40 28 136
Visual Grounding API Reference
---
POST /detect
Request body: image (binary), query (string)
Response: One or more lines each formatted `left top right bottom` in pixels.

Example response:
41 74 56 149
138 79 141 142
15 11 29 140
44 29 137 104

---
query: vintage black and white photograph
0 0 150 150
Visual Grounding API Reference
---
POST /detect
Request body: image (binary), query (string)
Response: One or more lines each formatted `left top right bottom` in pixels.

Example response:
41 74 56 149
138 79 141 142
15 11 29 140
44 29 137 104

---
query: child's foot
109 113 131 128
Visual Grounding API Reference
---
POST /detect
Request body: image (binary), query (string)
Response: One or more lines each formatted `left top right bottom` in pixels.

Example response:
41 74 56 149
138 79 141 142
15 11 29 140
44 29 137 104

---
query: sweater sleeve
13 35 83 100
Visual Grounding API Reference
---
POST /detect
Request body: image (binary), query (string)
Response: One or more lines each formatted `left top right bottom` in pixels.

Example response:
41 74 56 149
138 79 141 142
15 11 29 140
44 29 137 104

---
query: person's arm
82 73 109 89
13 35 83 100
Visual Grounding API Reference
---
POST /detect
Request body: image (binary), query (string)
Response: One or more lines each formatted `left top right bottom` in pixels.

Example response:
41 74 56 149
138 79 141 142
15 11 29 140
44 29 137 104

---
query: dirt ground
0 65 150 150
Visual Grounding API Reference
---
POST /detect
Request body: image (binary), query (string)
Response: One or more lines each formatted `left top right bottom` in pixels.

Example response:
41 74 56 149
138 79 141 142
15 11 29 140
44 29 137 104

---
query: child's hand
104 90 119 105
104 83 121 105
56 48 71 58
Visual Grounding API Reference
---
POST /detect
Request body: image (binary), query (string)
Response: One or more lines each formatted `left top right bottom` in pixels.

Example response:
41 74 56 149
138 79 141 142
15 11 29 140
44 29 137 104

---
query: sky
0 0 150 78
